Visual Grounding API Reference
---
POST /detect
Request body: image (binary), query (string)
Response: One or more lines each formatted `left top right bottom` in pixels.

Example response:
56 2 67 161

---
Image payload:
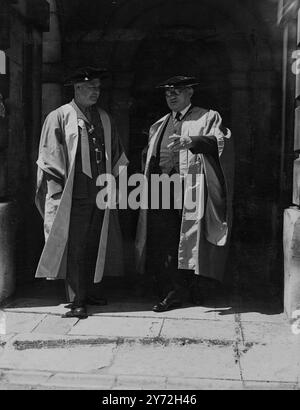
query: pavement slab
0 334 117 374
243 381 299 390
3 312 47 335
0 344 116 374
239 320 296 343
160 318 236 342
32 315 79 335
115 375 166 390
165 377 244 390
3 299 69 316
45 373 116 390
68 316 163 338
107 342 241 380
1 292 298 390
239 341 300 383
91 304 219 321
0 370 52 386
0 334 14 346
238 312 287 324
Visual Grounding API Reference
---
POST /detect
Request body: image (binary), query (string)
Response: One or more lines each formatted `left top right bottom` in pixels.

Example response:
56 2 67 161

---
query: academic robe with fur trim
135 107 234 282
35 103 129 284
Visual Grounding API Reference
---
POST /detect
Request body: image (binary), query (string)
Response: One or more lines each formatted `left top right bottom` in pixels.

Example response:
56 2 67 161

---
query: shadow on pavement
2 276 283 318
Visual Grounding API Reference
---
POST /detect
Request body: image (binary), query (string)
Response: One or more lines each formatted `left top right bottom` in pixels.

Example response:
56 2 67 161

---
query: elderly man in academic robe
135 76 234 313
35 67 128 319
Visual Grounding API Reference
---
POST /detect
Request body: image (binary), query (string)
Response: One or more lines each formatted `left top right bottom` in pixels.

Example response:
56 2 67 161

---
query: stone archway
105 0 282 292
47 0 282 296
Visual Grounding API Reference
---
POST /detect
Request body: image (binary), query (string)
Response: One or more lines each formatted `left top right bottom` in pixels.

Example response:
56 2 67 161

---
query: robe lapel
94 108 112 283
145 114 170 175
36 104 79 279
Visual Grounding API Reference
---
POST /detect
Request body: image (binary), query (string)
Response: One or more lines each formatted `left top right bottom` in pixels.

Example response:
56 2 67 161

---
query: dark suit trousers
66 199 105 306
146 208 192 300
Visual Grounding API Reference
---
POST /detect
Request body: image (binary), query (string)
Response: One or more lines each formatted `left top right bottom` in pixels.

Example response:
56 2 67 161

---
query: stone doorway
4 0 285 307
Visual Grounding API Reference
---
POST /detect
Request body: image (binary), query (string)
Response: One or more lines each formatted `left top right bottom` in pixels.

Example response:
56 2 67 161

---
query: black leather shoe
153 299 182 313
62 306 88 319
86 296 108 306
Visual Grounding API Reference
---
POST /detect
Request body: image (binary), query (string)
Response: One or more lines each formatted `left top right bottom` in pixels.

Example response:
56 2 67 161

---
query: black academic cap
156 75 200 89
64 66 108 86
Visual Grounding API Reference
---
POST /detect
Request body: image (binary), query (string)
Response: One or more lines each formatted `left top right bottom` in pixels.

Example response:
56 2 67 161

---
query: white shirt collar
172 104 192 119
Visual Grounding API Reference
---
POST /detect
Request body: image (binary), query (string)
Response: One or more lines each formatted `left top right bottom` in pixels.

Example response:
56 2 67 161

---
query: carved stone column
42 0 62 118
280 1 300 318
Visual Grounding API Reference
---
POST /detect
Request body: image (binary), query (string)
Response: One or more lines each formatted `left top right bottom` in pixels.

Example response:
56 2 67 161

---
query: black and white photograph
0 0 300 392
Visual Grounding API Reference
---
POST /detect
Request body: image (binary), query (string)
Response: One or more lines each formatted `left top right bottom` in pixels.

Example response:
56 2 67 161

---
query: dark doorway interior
15 0 285 306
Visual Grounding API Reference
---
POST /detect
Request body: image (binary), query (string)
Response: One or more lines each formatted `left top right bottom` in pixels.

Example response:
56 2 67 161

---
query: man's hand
167 134 193 152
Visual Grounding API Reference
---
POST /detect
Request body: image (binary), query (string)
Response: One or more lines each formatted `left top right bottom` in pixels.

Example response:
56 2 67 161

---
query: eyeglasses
165 87 187 97
85 85 101 91
79 82 101 91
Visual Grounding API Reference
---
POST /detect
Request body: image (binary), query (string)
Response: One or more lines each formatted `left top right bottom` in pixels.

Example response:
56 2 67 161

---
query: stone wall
0 0 9 199
0 0 49 287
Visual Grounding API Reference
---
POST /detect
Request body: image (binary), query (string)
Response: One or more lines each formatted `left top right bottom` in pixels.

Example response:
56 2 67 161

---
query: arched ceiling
55 0 279 44
56 0 120 32
56 0 279 76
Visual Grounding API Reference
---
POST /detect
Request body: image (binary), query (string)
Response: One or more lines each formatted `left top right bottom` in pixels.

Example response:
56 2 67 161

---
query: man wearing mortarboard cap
135 76 234 312
35 67 129 319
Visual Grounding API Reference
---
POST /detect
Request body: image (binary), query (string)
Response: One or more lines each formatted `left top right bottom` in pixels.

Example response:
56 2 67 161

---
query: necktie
173 112 182 129
79 120 93 179
71 101 93 179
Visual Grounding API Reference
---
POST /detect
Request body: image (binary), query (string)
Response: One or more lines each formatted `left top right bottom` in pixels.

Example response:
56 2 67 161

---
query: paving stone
0 334 15 360
115 375 166 390
108 343 240 380
166 377 244 390
239 312 287 324
0 334 14 345
0 370 52 386
69 316 163 338
240 341 300 383
1 295 298 387
213 307 286 324
91 304 218 321
243 381 299 390
0 338 117 373
4 299 68 316
46 373 116 390
213 309 237 321
161 318 236 342
239 321 296 343
33 315 79 335
3 312 46 334
5 300 218 321
0 383 39 390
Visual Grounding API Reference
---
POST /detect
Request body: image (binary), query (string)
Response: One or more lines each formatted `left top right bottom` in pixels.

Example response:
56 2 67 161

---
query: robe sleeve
203 110 231 157
37 110 67 183
201 110 233 246
141 145 149 173
36 110 67 217
189 135 218 156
